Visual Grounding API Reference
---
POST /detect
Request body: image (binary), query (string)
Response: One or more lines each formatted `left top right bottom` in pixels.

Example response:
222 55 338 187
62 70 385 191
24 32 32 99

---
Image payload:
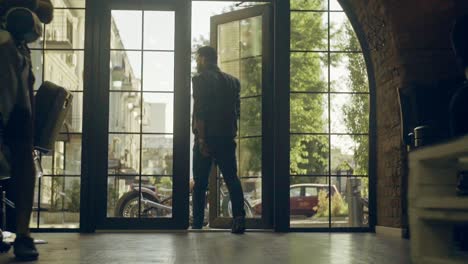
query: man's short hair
452 14 468 67
197 46 217 64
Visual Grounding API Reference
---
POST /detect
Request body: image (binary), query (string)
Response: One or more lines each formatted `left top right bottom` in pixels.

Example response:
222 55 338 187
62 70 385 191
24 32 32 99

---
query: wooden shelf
422 256 468 264
416 208 468 222
410 135 468 163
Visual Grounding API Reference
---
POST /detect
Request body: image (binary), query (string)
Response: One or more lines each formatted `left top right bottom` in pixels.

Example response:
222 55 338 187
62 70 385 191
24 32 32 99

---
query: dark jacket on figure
192 64 240 138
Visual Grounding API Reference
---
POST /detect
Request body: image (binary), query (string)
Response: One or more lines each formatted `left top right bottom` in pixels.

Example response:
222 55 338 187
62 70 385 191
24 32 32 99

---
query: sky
111 1 360 156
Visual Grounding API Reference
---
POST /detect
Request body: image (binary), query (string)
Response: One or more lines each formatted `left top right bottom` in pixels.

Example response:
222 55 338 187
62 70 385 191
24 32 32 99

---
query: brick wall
339 0 468 228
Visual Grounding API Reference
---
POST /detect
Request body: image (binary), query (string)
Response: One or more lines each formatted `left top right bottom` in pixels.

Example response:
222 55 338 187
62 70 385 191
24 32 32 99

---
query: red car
252 183 340 217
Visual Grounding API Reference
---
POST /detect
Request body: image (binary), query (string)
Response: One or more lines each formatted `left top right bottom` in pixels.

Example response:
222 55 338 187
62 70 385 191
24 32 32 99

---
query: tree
341 21 370 197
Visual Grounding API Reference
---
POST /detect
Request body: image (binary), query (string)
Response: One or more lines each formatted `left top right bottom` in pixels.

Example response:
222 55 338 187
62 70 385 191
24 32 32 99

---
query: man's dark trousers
192 136 245 227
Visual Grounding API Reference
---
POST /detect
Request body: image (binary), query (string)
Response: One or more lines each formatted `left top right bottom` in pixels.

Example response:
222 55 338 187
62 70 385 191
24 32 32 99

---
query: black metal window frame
30 4 87 232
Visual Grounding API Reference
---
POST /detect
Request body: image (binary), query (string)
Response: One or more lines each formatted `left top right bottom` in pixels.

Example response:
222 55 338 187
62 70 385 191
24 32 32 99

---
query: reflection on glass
44 50 85 91
330 53 368 92
290 52 328 92
330 12 359 51
111 10 142 50
331 177 369 227
31 50 43 91
240 16 262 58
144 11 175 50
239 137 262 177
240 97 262 137
331 135 368 176
142 177 173 218
141 135 173 175
109 92 141 133
290 135 329 175
290 176 330 228
110 50 142 91
330 94 369 134
107 176 139 218
54 141 65 175
108 134 140 175
45 9 86 49
240 57 262 97
291 12 328 51
218 21 240 62
290 93 329 133
142 93 174 133
290 0 327 10
143 52 174 91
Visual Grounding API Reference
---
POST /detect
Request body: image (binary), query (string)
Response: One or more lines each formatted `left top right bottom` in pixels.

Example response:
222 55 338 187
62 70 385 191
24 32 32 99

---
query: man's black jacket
192 65 240 138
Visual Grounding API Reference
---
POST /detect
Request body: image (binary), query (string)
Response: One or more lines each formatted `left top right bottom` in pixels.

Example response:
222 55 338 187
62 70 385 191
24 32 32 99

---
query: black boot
231 216 245 234
13 236 39 261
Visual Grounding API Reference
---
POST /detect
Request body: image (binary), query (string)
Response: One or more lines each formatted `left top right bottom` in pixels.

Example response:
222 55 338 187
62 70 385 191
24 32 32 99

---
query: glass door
95 0 191 230
208 4 273 229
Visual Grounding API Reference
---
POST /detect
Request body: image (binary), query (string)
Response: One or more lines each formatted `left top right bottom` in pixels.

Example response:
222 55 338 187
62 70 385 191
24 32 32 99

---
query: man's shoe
13 236 39 261
231 216 245 234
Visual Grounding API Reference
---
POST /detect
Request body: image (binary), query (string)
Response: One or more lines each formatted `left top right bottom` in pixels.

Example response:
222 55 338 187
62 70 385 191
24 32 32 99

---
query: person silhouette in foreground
191 46 245 234
0 0 53 260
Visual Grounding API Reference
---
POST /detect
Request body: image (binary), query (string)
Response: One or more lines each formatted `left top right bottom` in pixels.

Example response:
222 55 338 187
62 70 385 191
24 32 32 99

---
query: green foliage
314 189 348 217
66 179 81 212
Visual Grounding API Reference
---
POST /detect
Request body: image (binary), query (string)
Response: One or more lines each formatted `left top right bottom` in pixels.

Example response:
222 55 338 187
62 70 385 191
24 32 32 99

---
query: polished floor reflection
0 232 410 264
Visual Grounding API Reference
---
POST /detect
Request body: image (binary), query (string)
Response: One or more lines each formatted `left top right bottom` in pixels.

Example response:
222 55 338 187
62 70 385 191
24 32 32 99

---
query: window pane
110 51 142 91
51 0 86 8
54 141 65 175
240 57 262 97
329 0 343 11
140 177 173 218
64 134 82 175
290 176 330 228
109 92 142 133
31 50 43 91
290 52 328 92
331 135 369 176
330 12 360 51
290 0 327 10
220 60 240 79
144 11 175 50
44 50 85 91
107 176 139 218
290 93 329 133
291 12 328 51
240 16 262 58
218 21 240 62
142 93 174 133
239 137 262 177
217 178 260 219
108 134 140 175
331 177 369 227
143 52 174 91
45 9 85 49
330 94 369 134
290 135 329 175
111 10 142 50
240 97 262 137
141 135 173 175
63 92 83 133
330 53 368 92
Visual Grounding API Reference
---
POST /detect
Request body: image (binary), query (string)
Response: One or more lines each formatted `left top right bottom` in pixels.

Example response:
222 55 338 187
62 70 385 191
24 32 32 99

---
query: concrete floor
0 232 410 264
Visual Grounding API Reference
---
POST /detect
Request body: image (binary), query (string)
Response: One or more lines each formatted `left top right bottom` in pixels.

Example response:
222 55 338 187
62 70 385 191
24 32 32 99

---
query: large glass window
106 10 175 219
30 0 86 229
290 0 370 228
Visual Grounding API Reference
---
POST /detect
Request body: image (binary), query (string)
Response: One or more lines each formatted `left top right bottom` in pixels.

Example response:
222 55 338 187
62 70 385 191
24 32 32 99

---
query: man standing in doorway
192 46 245 234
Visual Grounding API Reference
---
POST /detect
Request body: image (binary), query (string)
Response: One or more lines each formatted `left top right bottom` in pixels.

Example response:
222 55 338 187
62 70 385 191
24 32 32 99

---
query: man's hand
199 139 211 157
